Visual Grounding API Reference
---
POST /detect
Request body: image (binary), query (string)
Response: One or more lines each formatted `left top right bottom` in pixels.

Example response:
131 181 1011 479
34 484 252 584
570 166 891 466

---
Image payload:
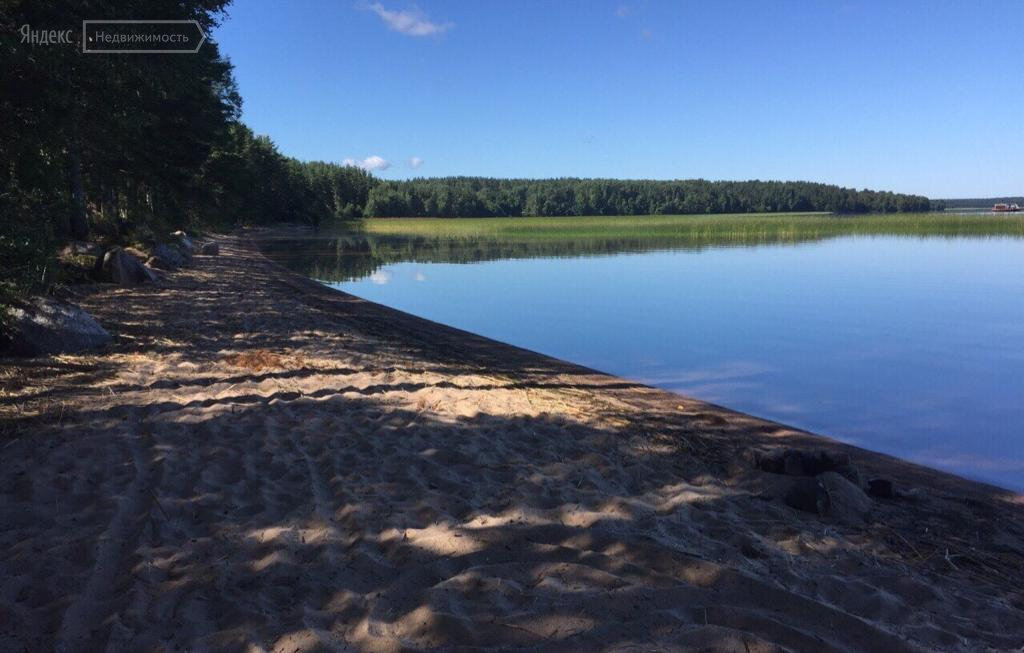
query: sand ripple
2 233 1022 651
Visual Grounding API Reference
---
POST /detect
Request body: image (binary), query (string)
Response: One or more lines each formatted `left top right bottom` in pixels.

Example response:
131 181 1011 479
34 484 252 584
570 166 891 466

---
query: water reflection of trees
258 232 825 283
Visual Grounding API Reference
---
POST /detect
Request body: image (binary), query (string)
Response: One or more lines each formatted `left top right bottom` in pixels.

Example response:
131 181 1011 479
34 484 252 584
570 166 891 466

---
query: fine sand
1 231 1022 652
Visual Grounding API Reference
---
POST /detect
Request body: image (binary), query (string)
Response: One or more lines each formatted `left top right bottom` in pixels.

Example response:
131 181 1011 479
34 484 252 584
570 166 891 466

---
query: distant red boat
992 203 1021 212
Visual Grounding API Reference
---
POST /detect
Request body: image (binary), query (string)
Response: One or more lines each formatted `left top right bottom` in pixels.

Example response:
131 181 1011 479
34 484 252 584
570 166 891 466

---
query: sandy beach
2 231 1022 652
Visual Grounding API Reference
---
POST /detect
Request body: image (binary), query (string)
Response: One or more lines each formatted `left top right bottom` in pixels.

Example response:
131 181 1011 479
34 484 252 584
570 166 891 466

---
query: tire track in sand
54 422 162 653
274 412 356 652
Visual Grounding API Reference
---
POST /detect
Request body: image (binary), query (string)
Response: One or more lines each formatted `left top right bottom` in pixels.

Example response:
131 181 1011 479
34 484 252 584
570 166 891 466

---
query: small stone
757 448 860 483
200 242 219 255
99 247 157 285
804 451 852 476
171 230 196 255
819 471 872 523
866 477 895 499
149 242 187 269
785 477 828 514
784 472 872 523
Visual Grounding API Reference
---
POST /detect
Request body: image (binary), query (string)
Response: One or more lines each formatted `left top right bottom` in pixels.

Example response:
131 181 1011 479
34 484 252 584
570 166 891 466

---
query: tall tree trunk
101 177 114 222
68 142 88 240
101 177 127 236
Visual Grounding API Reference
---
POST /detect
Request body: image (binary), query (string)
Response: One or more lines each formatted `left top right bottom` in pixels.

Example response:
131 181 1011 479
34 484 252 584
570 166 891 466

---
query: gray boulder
819 471 872 523
123 246 151 264
3 297 110 356
755 448 861 485
784 477 829 515
100 247 157 285
200 242 219 255
148 242 186 270
784 472 872 524
866 477 895 499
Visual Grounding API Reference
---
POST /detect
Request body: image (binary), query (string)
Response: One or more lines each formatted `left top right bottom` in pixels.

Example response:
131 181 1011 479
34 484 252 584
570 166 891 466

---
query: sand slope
1 232 1022 652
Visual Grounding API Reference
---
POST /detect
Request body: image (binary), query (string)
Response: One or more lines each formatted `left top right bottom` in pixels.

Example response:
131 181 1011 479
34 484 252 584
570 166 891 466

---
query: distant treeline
364 178 933 218
209 127 377 226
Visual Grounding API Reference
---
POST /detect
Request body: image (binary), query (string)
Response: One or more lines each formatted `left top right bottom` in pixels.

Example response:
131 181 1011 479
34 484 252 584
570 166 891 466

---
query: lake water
265 233 1024 491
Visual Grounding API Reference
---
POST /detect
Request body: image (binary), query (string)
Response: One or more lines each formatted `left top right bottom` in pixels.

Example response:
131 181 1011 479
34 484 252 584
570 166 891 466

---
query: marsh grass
262 212 1024 284
362 212 1024 242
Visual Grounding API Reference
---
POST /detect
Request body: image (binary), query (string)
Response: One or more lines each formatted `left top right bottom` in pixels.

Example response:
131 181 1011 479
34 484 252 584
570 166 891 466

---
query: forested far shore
364 178 933 218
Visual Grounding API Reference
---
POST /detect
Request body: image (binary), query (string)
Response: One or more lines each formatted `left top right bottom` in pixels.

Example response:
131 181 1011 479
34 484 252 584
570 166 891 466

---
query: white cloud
369 270 392 285
615 5 632 17
365 2 453 37
408 156 423 169
414 271 426 282
342 155 391 171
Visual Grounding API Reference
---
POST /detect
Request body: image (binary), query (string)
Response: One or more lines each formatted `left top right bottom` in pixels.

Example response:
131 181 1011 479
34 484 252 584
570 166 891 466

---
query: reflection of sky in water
330 236 1024 492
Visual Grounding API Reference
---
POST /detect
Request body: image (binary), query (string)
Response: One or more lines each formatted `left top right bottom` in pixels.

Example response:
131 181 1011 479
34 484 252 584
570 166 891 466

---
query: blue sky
213 1 1023 198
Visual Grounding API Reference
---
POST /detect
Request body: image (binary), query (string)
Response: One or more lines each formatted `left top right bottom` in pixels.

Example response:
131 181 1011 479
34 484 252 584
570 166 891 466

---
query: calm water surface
269 234 1024 490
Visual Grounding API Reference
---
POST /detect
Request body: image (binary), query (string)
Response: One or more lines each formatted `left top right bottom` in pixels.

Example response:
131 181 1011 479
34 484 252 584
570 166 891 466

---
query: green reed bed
362 213 1024 242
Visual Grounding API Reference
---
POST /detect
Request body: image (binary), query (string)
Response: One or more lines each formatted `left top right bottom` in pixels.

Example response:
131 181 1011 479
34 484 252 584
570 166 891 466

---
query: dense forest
364 178 933 218
1 0 375 302
2 0 934 308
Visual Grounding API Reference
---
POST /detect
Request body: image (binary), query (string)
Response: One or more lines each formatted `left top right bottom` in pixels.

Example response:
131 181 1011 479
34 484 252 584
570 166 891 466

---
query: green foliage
1 0 241 291
200 124 379 227
363 178 933 218
0 0 378 300
0 177 59 302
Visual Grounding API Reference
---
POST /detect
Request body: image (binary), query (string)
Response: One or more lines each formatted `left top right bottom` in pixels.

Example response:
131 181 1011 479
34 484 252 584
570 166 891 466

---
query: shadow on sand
1 234 1022 651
